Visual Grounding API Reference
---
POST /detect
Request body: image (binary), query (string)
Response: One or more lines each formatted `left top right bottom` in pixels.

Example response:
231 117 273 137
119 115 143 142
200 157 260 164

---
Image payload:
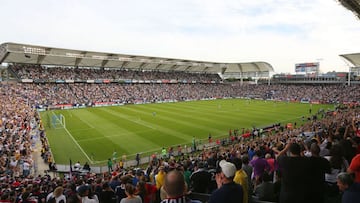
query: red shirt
349 154 360 183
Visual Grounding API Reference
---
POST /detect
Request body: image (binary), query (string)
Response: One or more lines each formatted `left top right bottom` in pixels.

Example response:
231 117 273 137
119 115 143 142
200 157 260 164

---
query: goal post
52 113 66 129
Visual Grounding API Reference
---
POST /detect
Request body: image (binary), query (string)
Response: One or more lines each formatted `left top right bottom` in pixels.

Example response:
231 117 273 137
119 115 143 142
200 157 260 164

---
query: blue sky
1 0 360 73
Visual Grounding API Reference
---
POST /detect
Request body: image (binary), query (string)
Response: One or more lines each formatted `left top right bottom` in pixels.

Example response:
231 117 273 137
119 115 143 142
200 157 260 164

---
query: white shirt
46 192 67 203
23 162 30 170
81 195 99 203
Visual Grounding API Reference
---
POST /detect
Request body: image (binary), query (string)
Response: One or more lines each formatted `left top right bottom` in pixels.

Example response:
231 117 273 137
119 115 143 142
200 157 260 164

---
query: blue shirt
208 182 243 203
342 183 360 203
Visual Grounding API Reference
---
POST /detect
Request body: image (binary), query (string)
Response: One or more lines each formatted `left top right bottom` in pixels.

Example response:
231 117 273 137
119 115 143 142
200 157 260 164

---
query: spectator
232 157 249 203
250 150 270 186
241 155 253 196
277 142 310 203
120 184 142 203
254 172 275 202
324 144 349 201
99 182 115 203
189 162 211 193
208 160 243 203
348 153 360 183
46 186 66 203
337 172 360 203
78 185 99 203
161 170 201 203
308 143 331 203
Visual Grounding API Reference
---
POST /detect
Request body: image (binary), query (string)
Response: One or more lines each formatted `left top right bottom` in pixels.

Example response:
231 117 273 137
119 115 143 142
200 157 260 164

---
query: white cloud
1 0 360 73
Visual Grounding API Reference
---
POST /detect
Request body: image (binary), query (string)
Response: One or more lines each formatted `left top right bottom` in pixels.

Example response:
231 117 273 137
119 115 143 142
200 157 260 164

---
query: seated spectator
189 162 211 193
161 170 201 203
208 160 243 203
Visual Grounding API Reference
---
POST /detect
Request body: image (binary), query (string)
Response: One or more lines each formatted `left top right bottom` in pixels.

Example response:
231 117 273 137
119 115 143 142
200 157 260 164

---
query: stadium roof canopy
340 53 360 67
337 0 360 19
0 42 274 75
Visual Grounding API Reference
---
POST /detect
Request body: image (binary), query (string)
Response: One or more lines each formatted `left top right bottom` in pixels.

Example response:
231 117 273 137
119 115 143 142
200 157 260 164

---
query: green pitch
40 99 333 165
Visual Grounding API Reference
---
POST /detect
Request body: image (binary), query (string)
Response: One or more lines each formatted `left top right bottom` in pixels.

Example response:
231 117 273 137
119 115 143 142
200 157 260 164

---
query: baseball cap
219 160 236 178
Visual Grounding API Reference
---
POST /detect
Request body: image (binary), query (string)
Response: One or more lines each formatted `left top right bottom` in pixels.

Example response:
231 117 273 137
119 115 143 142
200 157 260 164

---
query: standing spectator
324 144 349 201
136 153 140 167
135 181 146 203
78 185 99 203
265 153 275 176
46 186 67 203
250 151 270 186
99 182 115 203
108 158 113 173
232 158 248 203
115 175 131 203
161 148 167 159
208 160 243 203
308 143 331 203
22 160 31 177
241 155 253 196
155 166 166 202
277 142 310 203
155 166 166 190
337 172 360 203
120 184 142 203
19 191 37 203
348 153 360 183
83 162 91 171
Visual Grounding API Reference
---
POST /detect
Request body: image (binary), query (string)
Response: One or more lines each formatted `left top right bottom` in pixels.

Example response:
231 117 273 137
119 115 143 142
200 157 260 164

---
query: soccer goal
51 114 66 129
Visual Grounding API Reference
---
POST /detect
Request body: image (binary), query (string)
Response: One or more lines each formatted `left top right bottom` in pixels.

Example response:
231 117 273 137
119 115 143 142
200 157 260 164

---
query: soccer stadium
1 1 360 203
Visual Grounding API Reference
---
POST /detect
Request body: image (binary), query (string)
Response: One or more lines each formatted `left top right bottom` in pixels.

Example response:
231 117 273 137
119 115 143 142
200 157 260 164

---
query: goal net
52 114 66 129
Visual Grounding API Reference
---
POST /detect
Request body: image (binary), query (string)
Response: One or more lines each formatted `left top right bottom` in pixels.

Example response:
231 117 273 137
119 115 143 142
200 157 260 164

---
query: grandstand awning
0 42 274 75
340 53 360 67
337 0 360 19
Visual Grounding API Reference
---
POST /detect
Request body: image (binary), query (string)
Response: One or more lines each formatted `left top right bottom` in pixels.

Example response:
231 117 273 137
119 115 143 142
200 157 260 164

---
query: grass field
40 99 333 165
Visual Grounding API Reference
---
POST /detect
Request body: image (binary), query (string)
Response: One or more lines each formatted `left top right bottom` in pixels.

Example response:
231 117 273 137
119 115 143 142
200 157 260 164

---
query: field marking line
101 108 156 130
51 111 93 164
132 105 226 134
74 111 95 129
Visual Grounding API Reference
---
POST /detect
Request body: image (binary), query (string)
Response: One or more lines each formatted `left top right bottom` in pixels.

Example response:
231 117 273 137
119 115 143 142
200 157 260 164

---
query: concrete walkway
31 130 52 177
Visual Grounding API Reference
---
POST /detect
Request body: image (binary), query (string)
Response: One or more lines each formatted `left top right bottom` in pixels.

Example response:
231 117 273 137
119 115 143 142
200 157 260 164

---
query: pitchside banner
295 62 319 73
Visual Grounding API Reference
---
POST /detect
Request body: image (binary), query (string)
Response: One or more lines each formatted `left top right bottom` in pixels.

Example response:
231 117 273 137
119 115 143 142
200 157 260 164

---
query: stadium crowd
9 65 221 82
0 66 360 203
2 82 357 108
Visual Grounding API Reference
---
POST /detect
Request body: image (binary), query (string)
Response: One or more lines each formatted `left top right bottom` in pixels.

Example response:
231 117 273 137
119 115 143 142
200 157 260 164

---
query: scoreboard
295 62 319 73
